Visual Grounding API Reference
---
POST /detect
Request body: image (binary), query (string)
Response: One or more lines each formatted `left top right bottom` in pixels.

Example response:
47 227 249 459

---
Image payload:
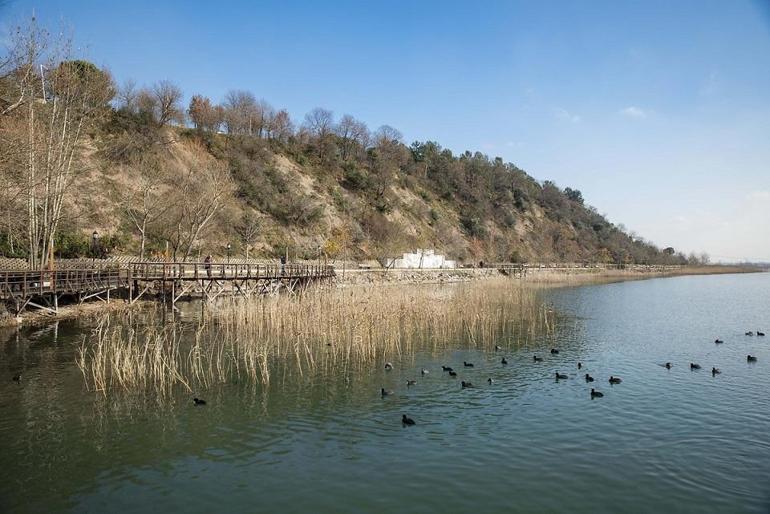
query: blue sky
2 0 769 261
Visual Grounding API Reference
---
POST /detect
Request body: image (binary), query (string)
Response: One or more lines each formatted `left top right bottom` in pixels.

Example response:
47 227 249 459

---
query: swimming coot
381 388 394 397
585 374 594 382
12 373 21 382
690 363 701 370
463 361 474 367
461 381 473 388
448 370 458 377
402 414 416 426
555 372 568 380
406 380 416 387
577 362 582 369
550 349 560 355
384 362 393 370
747 355 758 362
193 398 206 406
665 362 672 369
590 388 604 398
714 339 724 344
711 367 721 375
442 366 454 372
609 376 622 384
533 355 543 362
501 357 508 365
758 331 766 337
487 377 494 385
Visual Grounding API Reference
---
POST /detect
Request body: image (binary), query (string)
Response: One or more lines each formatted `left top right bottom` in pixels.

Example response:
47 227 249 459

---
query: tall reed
77 279 557 394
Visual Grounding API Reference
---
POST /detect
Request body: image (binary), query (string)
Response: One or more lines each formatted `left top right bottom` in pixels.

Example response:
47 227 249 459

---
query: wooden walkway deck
1 262 336 316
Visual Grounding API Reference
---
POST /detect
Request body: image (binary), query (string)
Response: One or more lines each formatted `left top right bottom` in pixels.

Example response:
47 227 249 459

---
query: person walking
204 254 212 278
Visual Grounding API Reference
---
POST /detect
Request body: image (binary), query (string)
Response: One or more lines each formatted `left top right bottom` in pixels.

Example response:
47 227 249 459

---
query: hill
0 25 691 267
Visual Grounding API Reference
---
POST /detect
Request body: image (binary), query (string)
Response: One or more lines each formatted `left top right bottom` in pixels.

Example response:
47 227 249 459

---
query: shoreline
2 265 763 328
334 264 763 288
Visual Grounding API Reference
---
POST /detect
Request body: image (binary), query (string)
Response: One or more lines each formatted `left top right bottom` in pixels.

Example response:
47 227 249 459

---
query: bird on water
577 362 582 369
464 361 474 367
461 381 473 388
406 380 416 387
609 376 622 384
421 368 429 375
747 355 757 362
533 355 543 362
590 389 604 398
585 374 594 382
758 331 765 337
711 367 721 376
487 377 494 385
495 345 502 351
690 363 701 370
402 414 415 426
555 372 568 380
448 370 458 377
442 366 454 372
714 339 724 344
12 373 21 382
193 398 206 406
550 349 560 355
664 362 672 369
501 357 508 365
384 362 393 370
381 388 394 397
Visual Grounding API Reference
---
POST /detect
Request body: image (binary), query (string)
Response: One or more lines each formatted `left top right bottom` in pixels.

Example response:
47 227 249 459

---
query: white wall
386 249 456 269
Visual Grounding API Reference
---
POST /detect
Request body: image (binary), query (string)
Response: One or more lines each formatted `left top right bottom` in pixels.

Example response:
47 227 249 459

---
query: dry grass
77 279 556 395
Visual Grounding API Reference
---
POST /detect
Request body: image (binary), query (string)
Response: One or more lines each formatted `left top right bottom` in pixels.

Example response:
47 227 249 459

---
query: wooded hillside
0 19 696 266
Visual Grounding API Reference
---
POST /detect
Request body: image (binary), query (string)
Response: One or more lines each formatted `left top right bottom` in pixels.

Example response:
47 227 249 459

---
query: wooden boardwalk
1 262 335 316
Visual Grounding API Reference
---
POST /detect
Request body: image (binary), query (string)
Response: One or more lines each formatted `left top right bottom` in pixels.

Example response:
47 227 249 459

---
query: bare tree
116 155 170 260
335 114 369 160
303 107 334 139
0 19 115 268
152 80 184 126
235 211 260 259
161 161 235 260
222 89 259 135
116 78 137 112
374 124 403 146
267 109 293 142
188 94 223 131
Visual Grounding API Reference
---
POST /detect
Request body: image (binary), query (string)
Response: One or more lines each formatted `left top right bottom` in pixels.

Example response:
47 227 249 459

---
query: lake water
1 272 769 513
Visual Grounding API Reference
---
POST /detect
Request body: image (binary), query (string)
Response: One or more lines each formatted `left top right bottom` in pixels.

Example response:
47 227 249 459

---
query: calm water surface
1 273 769 513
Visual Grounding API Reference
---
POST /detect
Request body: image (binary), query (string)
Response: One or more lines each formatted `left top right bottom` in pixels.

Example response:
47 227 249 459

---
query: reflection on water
1 273 769 513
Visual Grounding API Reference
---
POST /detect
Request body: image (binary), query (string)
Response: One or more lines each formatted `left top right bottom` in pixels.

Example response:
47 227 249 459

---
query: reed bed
77 279 557 395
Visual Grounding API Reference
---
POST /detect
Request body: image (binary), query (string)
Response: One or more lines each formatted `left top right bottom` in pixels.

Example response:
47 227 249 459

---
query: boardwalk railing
0 268 126 299
0 262 336 314
126 262 335 281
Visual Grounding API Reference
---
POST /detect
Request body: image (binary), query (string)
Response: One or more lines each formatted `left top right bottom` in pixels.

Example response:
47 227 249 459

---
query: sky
2 0 769 262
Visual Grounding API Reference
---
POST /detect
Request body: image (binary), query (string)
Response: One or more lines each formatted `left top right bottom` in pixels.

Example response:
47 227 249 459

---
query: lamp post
226 242 232 264
91 231 99 266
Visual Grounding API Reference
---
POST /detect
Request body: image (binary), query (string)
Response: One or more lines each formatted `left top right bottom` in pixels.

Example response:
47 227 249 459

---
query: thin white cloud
554 107 581 123
747 190 770 200
619 106 647 119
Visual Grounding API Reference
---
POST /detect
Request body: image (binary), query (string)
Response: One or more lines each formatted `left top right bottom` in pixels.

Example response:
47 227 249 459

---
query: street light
226 242 232 264
91 231 99 265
